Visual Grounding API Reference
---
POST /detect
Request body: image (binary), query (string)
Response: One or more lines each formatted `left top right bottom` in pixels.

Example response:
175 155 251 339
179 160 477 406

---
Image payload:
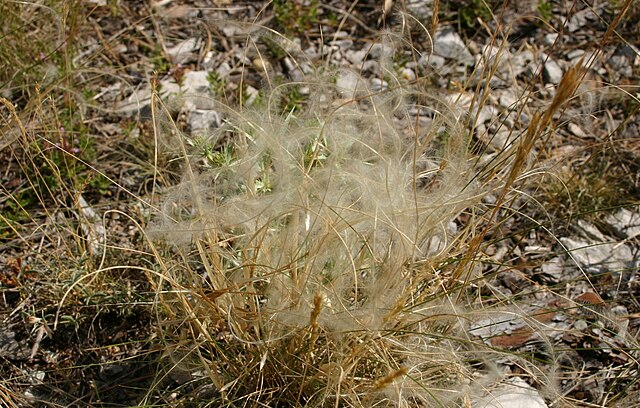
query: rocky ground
1 0 639 407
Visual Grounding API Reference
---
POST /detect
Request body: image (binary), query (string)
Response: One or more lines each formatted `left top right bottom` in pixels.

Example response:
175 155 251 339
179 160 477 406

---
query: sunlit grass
1 0 638 407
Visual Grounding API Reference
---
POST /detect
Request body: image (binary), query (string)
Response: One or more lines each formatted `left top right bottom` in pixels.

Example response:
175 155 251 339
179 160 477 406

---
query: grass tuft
143 24 542 406
1 1 638 407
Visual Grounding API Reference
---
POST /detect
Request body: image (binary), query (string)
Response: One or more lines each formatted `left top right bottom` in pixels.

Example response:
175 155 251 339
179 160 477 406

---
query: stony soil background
1 0 639 407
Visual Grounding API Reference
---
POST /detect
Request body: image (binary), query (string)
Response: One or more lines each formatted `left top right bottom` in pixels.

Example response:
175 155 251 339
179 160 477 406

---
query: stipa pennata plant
146 27 525 406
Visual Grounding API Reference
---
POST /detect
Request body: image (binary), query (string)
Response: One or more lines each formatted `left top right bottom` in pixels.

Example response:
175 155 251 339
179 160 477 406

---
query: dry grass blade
1 0 639 406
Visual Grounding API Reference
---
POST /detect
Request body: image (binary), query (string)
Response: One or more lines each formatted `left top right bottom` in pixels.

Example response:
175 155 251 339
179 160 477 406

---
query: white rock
336 70 361 98
475 44 512 80
283 57 304 81
406 0 433 19
448 91 474 121
419 54 446 70
571 50 598 68
540 257 566 282
361 60 380 74
181 71 216 110
608 55 633 78
498 91 518 109
300 61 314 75
333 39 353 50
368 42 394 59
560 237 633 276
216 62 231 77
370 78 388 92
469 312 520 340
118 70 219 117
511 49 536 78
568 122 587 138
188 109 221 135
433 27 474 64
473 104 497 126
608 44 640 78
400 67 416 81
566 8 594 32
166 38 200 65
620 43 640 66
543 57 563 84
573 319 589 331
221 23 240 37
117 79 180 117
482 192 497 205
474 377 548 408
567 49 585 60
606 207 640 239
332 30 349 39
483 128 515 150
182 70 212 95
243 85 259 106
576 219 607 241
114 43 127 54
346 48 367 65
543 33 559 46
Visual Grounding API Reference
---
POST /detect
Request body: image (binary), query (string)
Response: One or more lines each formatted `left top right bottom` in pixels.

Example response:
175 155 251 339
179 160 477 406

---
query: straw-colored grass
1 0 638 407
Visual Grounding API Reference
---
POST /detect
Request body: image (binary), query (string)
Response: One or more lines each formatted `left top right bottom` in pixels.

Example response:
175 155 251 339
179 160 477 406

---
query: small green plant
280 84 306 113
189 134 236 168
207 70 226 96
537 0 553 23
541 142 640 222
146 45 171 73
273 0 319 36
262 35 288 60
459 0 493 30
239 82 264 107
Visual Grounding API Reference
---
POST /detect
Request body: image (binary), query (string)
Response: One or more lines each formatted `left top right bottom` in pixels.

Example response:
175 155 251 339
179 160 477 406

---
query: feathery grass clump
2 1 638 406
145 8 632 406
148 29 493 406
